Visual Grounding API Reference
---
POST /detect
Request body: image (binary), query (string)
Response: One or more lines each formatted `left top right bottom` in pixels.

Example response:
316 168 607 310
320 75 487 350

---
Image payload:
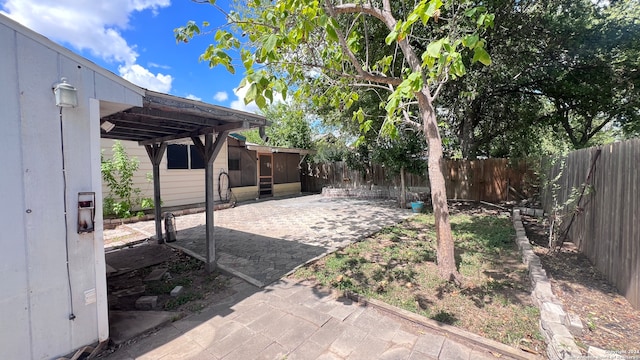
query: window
229 159 240 171
167 144 188 169
190 146 205 169
167 144 205 170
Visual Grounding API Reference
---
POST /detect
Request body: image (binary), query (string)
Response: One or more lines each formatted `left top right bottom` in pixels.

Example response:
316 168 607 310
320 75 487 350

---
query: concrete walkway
118 195 413 286
103 277 526 360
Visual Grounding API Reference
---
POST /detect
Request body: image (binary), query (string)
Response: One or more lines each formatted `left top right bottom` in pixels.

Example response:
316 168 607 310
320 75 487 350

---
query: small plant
431 310 458 325
586 314 597 331
101 141 154 218
164 292 202 310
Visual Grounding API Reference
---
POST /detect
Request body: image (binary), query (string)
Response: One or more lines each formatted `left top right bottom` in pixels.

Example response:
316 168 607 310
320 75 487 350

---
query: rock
564 312 584 337
144 268 168 282
135 296 158 310
170 286 184 297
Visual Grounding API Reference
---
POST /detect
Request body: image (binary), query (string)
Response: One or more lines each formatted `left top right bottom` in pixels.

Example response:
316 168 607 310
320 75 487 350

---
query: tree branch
324 1 402 86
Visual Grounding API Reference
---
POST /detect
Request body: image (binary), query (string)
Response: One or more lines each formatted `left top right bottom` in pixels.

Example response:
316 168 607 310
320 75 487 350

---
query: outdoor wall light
53 77 78 108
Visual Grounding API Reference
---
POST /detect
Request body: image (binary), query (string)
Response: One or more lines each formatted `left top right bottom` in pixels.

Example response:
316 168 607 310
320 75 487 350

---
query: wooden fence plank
542 138 640 310
302 159 534 203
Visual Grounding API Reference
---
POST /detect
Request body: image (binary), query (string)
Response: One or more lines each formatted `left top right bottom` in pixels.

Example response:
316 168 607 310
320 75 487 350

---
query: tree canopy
243 102 314 150
438 0 640 158
176 0 496 281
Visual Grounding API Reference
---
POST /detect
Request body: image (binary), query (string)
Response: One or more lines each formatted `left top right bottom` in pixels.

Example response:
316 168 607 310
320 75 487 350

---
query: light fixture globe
54 77 78 108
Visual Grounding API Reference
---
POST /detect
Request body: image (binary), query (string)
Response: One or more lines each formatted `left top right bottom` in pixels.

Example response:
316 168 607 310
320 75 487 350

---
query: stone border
321 186 431 203
512 209 583 360
321 187 391 199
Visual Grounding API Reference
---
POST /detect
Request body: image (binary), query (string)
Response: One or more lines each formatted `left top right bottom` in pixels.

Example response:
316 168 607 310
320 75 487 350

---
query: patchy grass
292 212 544 351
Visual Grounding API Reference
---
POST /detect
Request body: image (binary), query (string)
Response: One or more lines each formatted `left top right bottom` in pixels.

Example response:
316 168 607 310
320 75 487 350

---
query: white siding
1 15 143 360
0 20 32 360
101 138 230 209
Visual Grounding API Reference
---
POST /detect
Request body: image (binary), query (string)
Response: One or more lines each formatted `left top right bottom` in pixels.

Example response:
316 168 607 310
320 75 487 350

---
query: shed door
258 153 273 198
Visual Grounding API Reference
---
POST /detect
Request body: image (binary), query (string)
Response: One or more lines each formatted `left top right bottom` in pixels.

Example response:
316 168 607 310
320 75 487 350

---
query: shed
0 13 265 359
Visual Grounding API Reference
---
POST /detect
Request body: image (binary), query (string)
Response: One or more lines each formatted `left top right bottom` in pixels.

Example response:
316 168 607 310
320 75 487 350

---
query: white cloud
148 62 171 70
213 91 229 102
230 85 261 114
230 83 285 114
119 64 172 92
186 94 202 101
1 0 173 91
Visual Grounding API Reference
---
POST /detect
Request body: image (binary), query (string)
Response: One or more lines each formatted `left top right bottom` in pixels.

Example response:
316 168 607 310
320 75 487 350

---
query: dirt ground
107 246 234 314
522 215 640 353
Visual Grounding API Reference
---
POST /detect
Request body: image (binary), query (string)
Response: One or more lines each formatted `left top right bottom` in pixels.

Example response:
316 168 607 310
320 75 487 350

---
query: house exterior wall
232 185 259 202
0 15 143 360
101 138 229 209
230 183 301 202
274 183 302 197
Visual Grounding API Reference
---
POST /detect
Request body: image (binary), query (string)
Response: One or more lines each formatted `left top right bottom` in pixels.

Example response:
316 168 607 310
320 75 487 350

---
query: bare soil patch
522 215 640 353
107 247 234 314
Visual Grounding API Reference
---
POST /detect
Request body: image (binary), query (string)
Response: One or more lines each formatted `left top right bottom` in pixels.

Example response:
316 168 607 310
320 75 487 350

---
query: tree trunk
458 115 477 159
417 90 460 282
399 166 406 209
459 99 481 159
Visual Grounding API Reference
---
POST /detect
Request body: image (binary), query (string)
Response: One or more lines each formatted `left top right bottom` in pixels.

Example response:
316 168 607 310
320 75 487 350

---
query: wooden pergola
100 90 267 271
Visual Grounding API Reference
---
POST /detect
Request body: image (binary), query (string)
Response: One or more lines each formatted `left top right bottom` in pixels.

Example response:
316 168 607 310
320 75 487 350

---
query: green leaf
462 33 479 49
465 8 477 17
362 119 373 132
326 24 338 42
245 83 258 104
425 0 438 17
450 56 466 76
385 30 398 45
427 39 444 58
255 94 266 108
407 12 420 26
473 47 492 65
263 34 278 53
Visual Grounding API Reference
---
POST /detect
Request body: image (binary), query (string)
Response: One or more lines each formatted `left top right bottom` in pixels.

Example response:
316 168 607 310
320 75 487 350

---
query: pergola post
145 142 167 244
192 131 230 272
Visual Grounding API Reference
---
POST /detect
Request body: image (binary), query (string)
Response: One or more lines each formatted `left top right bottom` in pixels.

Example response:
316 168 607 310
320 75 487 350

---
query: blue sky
1 0 260 113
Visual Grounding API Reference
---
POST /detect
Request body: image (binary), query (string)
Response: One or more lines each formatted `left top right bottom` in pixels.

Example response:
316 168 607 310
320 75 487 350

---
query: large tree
176 0 494 281
440 0 640 158
243 102 314 149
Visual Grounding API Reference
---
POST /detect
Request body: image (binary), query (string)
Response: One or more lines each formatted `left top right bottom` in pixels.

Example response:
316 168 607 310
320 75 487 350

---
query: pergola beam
144 142 167 244
192 131 230 272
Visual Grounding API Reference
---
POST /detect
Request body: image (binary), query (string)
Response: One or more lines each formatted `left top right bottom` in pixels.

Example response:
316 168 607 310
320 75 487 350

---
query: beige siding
101 138 229 208
232 185 259 202
274 182 301 197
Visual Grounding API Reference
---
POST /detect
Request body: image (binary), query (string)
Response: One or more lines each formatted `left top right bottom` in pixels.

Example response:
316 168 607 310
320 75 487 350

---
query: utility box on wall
77 192 95 233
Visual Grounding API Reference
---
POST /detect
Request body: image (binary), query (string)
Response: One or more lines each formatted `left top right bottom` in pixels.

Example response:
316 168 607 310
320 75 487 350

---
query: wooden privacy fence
541 138 640 309
301 158 536 203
